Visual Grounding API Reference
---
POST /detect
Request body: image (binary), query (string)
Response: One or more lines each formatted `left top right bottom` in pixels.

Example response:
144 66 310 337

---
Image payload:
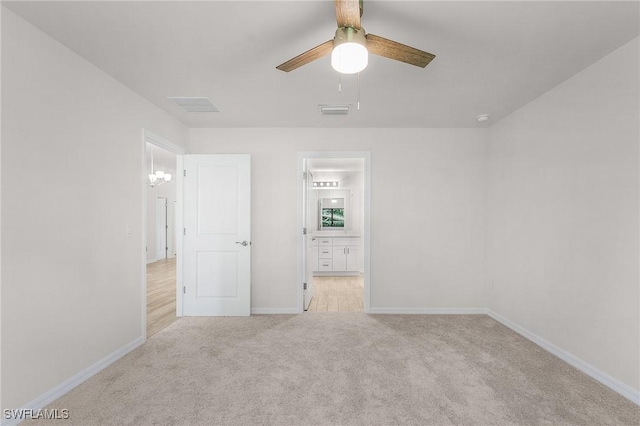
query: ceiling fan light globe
164 174 172 182
149 174 158 183
331 42 368 74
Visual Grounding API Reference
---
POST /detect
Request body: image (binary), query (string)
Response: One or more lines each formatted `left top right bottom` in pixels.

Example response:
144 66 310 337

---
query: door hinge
183 286 186 294
183 170 187 177
183 228 186 235
302 227 307 235
302 171 307 180
303 282 307 290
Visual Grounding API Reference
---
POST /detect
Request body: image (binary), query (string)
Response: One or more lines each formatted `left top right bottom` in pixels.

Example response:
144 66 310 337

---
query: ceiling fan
276 0 435 74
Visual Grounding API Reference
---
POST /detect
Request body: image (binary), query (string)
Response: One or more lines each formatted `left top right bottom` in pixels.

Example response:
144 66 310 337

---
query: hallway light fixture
147 149 172 188
313 181 339 188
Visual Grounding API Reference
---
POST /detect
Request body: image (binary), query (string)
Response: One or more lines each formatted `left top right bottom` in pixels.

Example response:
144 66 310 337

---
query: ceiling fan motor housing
332 26 368 74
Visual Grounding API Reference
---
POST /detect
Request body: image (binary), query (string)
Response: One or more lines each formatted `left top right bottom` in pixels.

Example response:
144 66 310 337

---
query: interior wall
189 127 488 311
146 166 177 263
1 9 188 411
340 171 364 235
486 37 640 391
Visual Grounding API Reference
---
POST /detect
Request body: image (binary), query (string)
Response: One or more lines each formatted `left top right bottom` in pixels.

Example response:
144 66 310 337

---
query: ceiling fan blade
335 0 362 30
276 40 334 72
366 34 435 68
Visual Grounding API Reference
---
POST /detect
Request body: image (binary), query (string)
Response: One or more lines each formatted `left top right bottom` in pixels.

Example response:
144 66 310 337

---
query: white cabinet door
182 155 251 316
346 246 360 271
332 246 347 271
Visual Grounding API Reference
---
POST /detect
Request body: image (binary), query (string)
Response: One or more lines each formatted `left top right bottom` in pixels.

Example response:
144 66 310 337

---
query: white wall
189 128 488 311
486 37 639 391
340 171 364 235
1 8 188 411
146 169 177 263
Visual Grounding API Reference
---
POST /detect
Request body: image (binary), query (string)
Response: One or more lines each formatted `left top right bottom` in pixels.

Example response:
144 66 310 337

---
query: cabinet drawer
318 248 332 258
318 259 333 271
333 237 360 246
318 238 333 246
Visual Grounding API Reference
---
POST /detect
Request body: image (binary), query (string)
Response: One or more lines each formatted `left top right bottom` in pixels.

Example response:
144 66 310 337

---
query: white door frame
141 129 186 341
296 151 371 313
155 196 168 260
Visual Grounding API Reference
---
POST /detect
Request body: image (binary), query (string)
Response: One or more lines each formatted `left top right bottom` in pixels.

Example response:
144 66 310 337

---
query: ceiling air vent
168 97 220 113
319 105 350 116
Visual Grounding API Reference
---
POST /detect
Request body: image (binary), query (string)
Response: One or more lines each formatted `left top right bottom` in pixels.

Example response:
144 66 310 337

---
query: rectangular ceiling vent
168 97 220 113
319 105 350 116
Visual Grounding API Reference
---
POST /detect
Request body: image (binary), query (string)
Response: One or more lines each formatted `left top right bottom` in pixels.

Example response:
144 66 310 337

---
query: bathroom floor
306 275 364 312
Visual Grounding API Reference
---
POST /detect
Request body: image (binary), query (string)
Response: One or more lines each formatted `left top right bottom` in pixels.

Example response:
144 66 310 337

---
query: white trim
487 309 640 405
251 308 299 315
1 337 144 426
146 258 157 264
143 129 186 156
175 155 184 317
296 151 371 314
368 307 487 315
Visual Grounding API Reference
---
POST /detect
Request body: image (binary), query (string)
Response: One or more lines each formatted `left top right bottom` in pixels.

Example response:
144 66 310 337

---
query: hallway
147 258 178 338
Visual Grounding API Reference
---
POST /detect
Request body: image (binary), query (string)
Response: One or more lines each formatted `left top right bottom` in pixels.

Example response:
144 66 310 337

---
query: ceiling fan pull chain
338 73 342 93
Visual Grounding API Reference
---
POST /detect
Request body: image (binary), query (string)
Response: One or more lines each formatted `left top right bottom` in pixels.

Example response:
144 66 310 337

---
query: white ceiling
5 1 639 128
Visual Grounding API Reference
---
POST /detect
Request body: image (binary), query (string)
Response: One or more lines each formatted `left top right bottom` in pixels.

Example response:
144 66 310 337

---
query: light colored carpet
26 314 639 425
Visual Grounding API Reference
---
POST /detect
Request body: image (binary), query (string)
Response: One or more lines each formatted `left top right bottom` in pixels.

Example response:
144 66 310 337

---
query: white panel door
183 155 251 316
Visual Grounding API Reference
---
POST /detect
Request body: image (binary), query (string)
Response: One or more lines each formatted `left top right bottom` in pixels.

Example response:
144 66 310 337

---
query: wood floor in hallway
147 258 178 338
307 275 364 312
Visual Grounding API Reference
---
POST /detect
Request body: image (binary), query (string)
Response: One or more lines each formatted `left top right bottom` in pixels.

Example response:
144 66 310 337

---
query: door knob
235 240 249 247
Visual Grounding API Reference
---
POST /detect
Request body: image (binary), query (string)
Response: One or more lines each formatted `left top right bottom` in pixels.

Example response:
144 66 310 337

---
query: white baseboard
368 307 487 315
1 336 145 426
146 258 156 264
313 272 360 277
251 308 299 315
487 309 640 405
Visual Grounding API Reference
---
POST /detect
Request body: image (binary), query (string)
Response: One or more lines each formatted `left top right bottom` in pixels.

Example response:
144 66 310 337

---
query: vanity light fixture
313 181 339 188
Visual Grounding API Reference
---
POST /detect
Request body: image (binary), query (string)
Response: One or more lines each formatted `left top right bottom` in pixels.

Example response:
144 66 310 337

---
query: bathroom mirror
321 198 345 229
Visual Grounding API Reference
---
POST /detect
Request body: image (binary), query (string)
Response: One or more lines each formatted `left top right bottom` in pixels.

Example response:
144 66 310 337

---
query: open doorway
297 152 371 313
143 130 185 339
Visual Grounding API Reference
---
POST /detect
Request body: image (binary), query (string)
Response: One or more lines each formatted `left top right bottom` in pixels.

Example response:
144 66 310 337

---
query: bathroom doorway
297 152 370 313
